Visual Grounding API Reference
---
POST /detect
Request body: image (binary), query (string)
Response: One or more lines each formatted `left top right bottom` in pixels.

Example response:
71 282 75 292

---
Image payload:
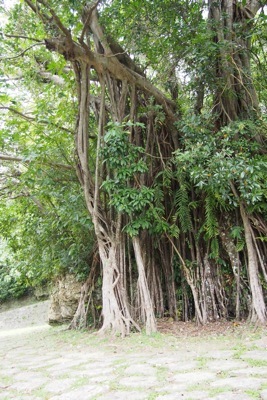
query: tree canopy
1 0 267 335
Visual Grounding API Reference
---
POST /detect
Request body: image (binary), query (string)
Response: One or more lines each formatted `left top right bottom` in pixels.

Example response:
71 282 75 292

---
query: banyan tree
0 0 267 335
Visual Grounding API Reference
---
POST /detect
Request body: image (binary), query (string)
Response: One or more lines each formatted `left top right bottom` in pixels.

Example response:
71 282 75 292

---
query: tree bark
240 204 267 323
132 236 157 334
208 0 261 127
220 223 242 320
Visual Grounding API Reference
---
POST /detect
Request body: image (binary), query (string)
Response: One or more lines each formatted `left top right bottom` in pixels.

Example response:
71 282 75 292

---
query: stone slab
43 378 76 393
97 391 148 400
232 366 267 376
206 359 248 371
50 384 109 400
119 375 158 388
157 391 209 400
210 376 262 390
241 350 267 361
170 371 216 385
165 361 198 372
9 376 48 391
212 393 252 400
69 366 115 378
124 364 156 375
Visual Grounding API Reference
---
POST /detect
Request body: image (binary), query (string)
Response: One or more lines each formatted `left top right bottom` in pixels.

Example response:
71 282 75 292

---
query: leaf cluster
174 115 267 210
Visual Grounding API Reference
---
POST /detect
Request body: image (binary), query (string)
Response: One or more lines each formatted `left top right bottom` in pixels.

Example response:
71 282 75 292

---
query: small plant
246 359 267 367
196 356 210 368
156 365 169 382
245 389 261 399
232 343 248 359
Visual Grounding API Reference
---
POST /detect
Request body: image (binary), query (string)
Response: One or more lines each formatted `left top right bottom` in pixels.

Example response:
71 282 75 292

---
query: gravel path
0 301 267 399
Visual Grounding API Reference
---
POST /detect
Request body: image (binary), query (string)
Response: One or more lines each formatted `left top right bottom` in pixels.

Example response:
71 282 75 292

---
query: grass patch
0 374 14 385
31 387 50 399
57 371 72 379
71 376 91 389
196 356 210 368
156 365 169 382
114 363 129 376
147 393 159 400
112 358 128 366
246 359 267 367
108 381 144 392
232 343 249 359
209 387 229 396
245 389 261 399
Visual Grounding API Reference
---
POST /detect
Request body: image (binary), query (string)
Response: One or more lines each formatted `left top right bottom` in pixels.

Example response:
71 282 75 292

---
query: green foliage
174 115 267 211
0 177 94 288
174 178 192 233
100 0 209 109
102 122 178 237
0 2 95 295
203 193 219 239
0 241 28 302
102 122 150 215
1 0 267 321
230 226 245 252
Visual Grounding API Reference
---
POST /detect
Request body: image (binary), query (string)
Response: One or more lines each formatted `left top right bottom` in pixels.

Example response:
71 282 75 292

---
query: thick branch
246 0 267 15
22 0 176 122
80 1 101 44
0 154 24 162
45 38 176 118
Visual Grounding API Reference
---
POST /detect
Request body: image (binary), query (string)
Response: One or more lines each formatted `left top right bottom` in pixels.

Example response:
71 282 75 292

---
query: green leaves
174 116 267 210
103 123 147 174
102 122 176 237
102 123 152 216
175 180 192 233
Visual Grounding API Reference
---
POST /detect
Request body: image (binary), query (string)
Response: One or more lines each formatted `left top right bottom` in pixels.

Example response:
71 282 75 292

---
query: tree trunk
160 239 178 320
69 256 98 330
132 236 157 334
98 239 140 336
220 223 243 320
169 236 207 324
240 204 267 323
208 0 260 127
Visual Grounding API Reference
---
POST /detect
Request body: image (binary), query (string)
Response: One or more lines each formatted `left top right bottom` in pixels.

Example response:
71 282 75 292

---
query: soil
0 300 267 400
157 318 253 338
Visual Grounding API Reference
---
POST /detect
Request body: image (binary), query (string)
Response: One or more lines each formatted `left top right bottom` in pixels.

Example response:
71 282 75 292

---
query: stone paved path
0 301 267 399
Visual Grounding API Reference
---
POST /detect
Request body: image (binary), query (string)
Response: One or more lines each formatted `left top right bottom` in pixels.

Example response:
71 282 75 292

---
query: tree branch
0 42 45 60
80 1 101 44
36 0 72 39
3 34 42 42
44 37 176 114
0 106 74 134
0 153 73 170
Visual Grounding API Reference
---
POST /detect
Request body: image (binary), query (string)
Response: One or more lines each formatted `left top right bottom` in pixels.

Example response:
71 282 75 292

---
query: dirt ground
0 300 267 400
